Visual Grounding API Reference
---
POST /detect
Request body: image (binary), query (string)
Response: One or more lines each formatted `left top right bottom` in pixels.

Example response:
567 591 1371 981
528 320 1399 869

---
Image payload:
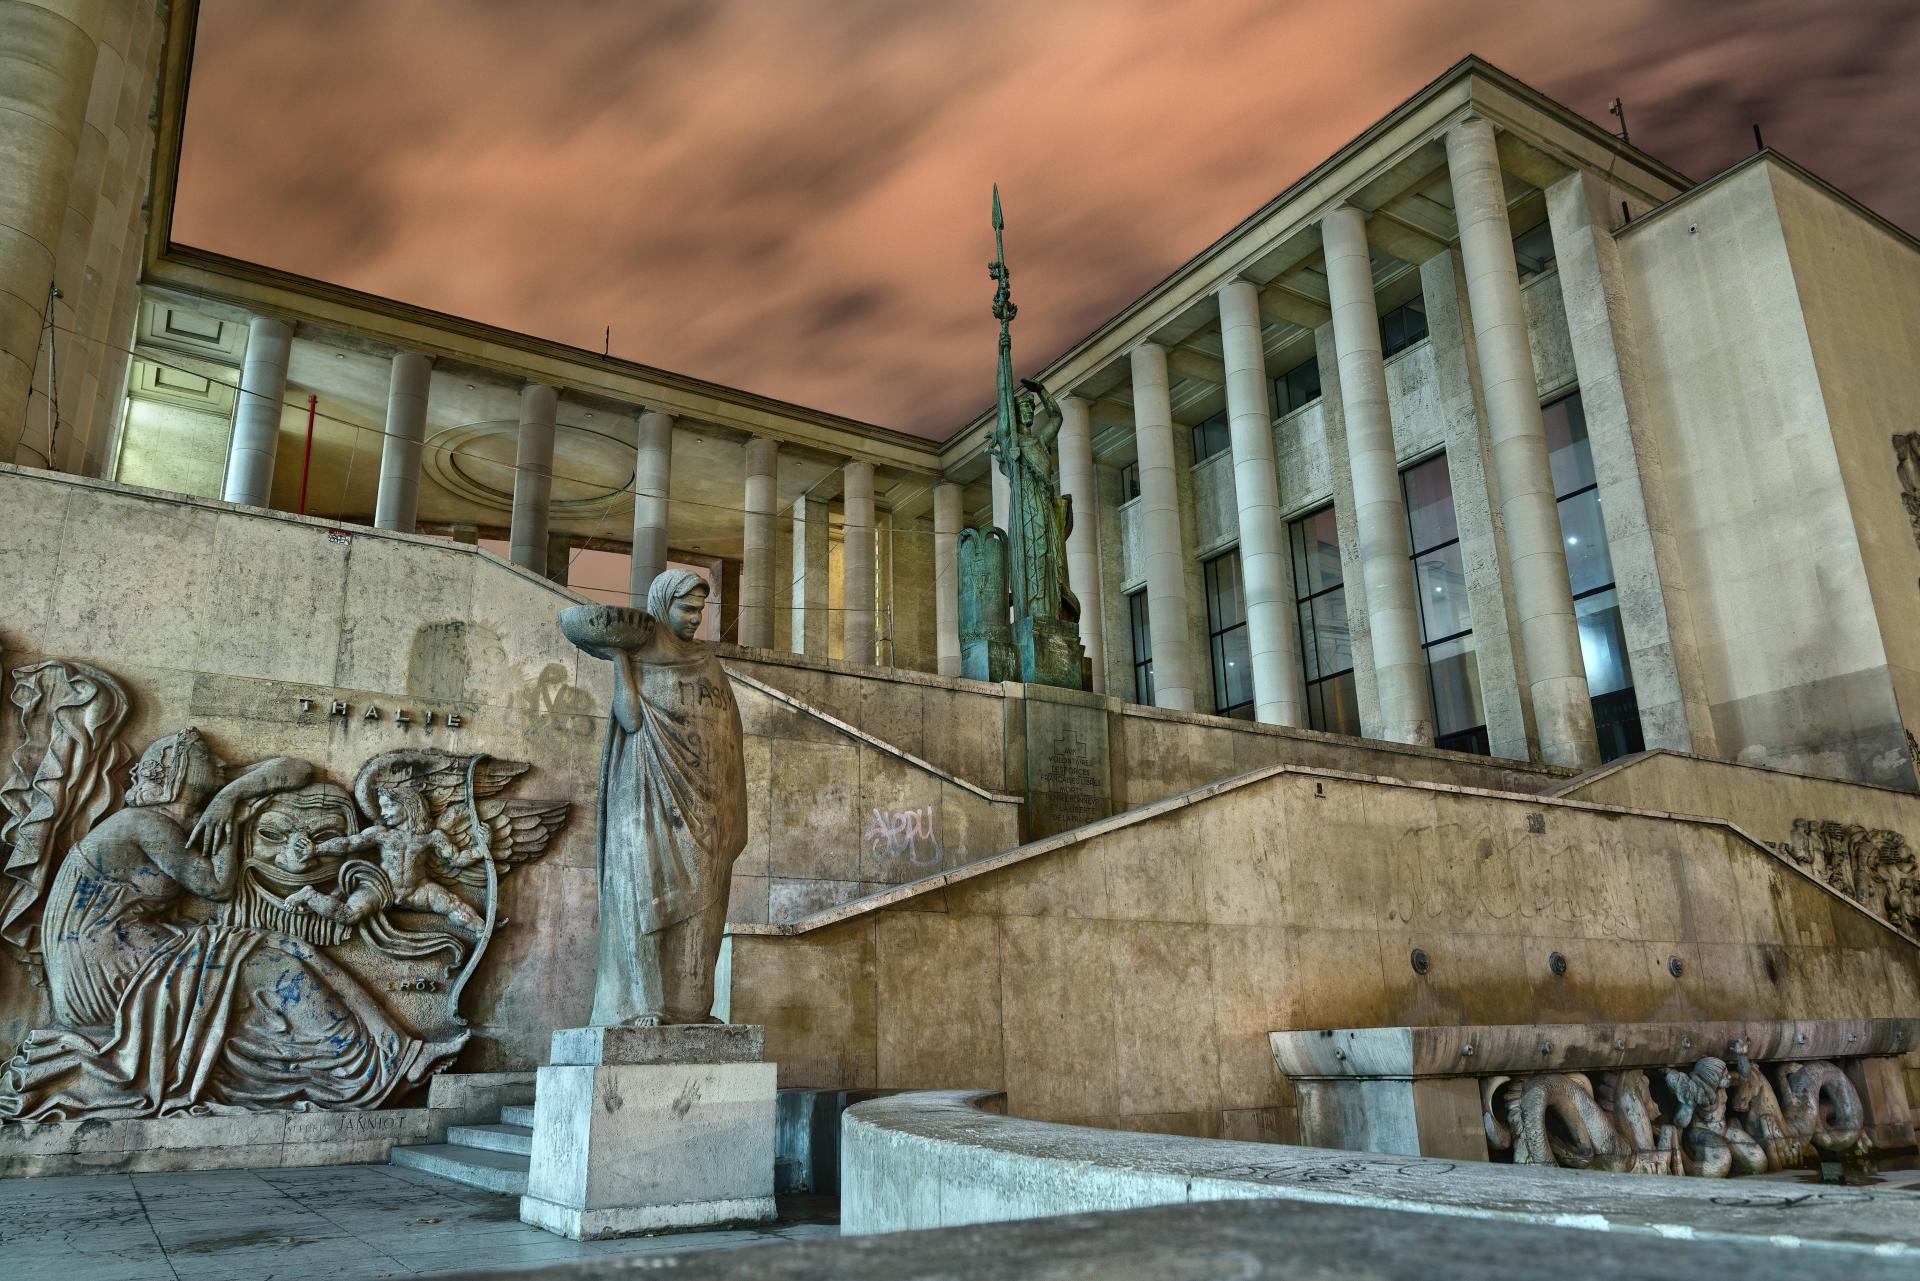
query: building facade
7 2 1919 792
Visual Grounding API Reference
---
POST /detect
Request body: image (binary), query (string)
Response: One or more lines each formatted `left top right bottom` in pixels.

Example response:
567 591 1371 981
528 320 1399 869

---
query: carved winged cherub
289 751 567 937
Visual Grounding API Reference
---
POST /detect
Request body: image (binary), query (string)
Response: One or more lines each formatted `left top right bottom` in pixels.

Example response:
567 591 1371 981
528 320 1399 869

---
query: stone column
1447 118 1598 768
1321 205 1433 745
738 436 778 648
0 0 114 462
1546 168 1717 756
1128 341 1196 711
629 409 673 601
933 480 964 677
791 496 829 657
374 350 431 532
841 460 876 665
1056 394 1106 693
220 315 294 507
1218 280 1308 726
509 382 558 575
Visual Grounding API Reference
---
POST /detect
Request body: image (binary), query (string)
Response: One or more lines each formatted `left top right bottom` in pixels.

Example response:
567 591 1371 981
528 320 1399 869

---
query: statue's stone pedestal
1015 615 1085 689
961 635 1015 683
519 1025 777 1241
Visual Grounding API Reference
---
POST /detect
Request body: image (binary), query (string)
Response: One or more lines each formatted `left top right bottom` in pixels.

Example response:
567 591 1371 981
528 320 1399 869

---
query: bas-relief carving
0 658 570 1121
1772 817 1920 936
1481 1040 1867 1178
560 570 747 1028
1893 432 1920 561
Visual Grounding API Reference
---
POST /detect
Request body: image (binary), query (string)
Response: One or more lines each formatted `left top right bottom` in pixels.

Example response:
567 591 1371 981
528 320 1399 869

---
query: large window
1379 299 1428 358
1119 461 1141 502
1190 411 1231 463
1204 549 1254 719
1290 505 1359 736
1545 392 1644 761
1127 588 1154 705
1402 454 1489 754
1272 356 1322 417
1514 217 1557 284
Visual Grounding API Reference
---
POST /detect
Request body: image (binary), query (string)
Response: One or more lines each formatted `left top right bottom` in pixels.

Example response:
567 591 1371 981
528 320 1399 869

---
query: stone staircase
390 1102 536 1195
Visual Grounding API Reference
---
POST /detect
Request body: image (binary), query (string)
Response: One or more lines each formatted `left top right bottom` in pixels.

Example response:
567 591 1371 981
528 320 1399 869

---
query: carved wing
437 798 571 886
351 750 531 823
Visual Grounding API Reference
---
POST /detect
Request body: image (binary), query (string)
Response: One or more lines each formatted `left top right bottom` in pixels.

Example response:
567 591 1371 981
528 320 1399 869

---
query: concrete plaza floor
0 1162 837 1281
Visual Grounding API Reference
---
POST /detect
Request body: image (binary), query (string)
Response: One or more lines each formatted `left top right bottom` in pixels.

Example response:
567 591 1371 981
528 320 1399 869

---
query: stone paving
0 1162 837 1281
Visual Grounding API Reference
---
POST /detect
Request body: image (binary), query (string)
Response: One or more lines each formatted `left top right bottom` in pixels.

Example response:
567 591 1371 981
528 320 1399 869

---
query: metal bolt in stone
1668 955 1685 978
1409 948 1430 975
1548 951 1567 977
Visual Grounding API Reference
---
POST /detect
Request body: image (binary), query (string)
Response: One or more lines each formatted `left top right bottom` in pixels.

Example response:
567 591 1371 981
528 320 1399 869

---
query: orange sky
174 0 1919 439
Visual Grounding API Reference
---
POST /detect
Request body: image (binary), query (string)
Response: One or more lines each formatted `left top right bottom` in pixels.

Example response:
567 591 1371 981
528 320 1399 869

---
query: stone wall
0 467 1015 1069
1623 159 1909 787
726 764 1920 1143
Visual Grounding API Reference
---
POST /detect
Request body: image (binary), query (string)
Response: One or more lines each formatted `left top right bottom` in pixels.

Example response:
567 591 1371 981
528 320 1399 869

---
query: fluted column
1321 205 1433 745
842 460 876 664
374 350 431 532
509 382 557 574
0 0 113 461
1128 341 1196 710
1448 117 1598 769
629 409 673 600
933 480 963 677
221 315 294 507
791 495 829 657
1218 279 1308 725
739 436 778 648
1056 393 1106 693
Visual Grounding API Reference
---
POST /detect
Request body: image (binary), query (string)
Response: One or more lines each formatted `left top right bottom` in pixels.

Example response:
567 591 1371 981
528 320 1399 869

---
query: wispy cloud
175 0 1920 438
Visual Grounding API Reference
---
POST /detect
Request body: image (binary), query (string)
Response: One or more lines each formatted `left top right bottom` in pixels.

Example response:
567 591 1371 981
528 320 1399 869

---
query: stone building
9 10 1918 797
6 2 1920 1265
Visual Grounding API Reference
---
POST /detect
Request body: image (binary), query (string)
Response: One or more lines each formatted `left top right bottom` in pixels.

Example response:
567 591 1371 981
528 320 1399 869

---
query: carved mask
247 784 358 880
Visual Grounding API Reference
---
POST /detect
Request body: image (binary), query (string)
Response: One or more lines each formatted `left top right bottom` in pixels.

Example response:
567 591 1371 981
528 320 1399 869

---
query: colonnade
991 114 1603 768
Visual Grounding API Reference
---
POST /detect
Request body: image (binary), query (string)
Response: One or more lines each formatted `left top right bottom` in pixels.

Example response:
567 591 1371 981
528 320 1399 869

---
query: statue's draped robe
0 817 445 1120
590 633 747 1025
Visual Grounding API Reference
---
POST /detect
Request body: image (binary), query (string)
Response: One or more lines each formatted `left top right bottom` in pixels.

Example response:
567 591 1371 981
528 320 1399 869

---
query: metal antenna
1607 98 1630 143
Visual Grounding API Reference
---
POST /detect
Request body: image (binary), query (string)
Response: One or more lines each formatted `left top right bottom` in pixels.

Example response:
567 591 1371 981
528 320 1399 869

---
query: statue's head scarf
645 568 709 624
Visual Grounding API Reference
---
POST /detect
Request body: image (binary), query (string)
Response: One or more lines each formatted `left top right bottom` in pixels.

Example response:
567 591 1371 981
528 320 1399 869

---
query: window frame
1401 452 1489 755
1289 503 1358 736
1202 548 1254 719
1127 587 1154 705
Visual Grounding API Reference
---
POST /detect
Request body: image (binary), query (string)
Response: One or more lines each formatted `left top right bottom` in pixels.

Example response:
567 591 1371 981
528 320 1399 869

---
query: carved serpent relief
1480 1039 1866 1178
1772 817 1920 937
0 658 569 1120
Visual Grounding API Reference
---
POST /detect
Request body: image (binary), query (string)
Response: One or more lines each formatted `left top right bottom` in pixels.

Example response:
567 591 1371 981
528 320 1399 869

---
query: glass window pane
1215 625 1253 711
1206 551 1245 631
1402 455 1457 553
1414 542 1472 641
1311 589 1354 677
1576 588 1634 697
1403 298 1427 345
1291 506 1343 595
1543 393 1594 497
1514 219 1557 282
1322 671 1361 736
1298 600 1321 682
1558 488 1615 597
1426 634 1486 739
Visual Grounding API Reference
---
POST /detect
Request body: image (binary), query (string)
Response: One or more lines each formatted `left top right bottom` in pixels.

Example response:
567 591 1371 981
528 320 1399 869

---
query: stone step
445 1123 534 1156
499 1104 536 1128
390 1142 529 1195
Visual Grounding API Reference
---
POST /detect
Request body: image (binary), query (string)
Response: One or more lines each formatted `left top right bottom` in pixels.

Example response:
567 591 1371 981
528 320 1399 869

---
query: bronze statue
560 570 748 1027
965 187 1085 688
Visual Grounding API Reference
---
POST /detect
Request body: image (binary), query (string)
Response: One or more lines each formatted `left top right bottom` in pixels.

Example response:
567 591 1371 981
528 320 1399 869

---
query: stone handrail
840 1090 1918 1254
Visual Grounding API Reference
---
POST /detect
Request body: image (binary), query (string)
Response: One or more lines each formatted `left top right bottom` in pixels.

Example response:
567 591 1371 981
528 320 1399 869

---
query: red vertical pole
297 394 317 514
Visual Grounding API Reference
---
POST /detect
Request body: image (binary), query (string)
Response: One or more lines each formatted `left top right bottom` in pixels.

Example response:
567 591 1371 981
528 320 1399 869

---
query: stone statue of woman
560 570 747 1027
